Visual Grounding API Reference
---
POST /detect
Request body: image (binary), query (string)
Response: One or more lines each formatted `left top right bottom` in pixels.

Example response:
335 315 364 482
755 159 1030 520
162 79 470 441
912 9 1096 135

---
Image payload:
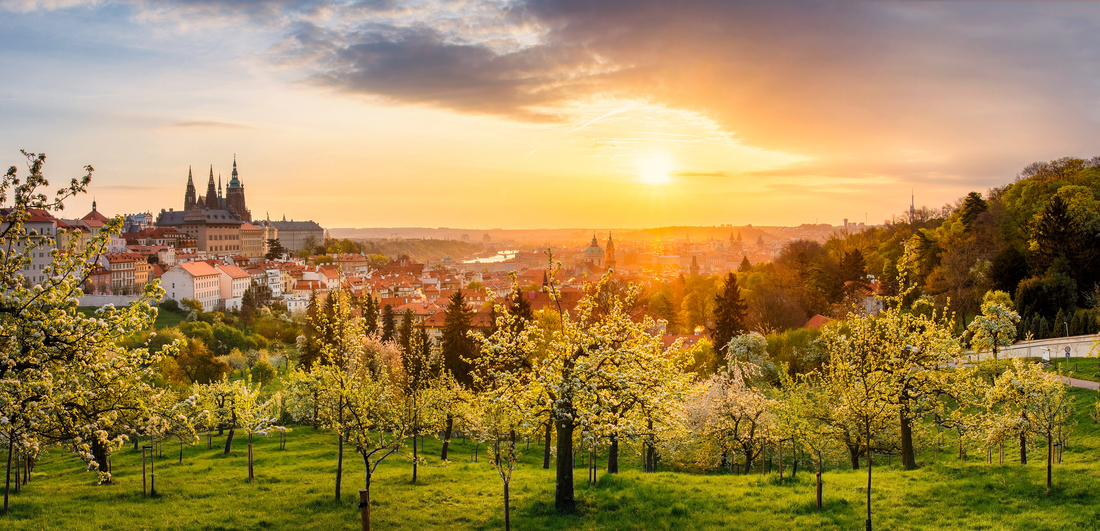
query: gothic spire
184 166 197 210
204 166 219 210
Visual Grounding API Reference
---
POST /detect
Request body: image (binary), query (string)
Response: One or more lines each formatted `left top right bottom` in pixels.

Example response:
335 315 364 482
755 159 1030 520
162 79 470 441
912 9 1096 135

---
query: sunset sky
2 0 1099 229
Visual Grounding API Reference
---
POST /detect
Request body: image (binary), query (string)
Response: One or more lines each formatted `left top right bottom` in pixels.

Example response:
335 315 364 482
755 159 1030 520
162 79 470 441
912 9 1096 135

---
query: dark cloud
292 23 597 121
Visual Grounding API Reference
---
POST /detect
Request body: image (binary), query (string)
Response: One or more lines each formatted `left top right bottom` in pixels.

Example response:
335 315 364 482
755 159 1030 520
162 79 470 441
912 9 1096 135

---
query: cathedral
183 156 251 222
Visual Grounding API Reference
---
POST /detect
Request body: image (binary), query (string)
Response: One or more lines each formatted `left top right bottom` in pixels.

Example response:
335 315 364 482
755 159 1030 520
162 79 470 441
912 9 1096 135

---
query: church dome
584 234 605 261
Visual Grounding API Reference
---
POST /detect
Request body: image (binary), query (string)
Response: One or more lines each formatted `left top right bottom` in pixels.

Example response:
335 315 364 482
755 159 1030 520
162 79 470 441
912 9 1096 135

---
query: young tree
967 291 1020 360
233 378 281 481
0 152 169 510
820 310 901 531
691 361 774 474
397 326 445 483
195 378 241 454
311 288 411 526
988 358 1074 490
476 258 679 512
470 392 527 531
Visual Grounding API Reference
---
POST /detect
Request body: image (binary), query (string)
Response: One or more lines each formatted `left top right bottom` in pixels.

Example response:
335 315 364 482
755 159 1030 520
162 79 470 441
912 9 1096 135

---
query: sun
635 151 675 185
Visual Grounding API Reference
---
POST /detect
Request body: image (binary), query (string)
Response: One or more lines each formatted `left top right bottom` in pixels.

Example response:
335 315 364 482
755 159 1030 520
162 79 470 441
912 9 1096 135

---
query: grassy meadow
4 387 1100 530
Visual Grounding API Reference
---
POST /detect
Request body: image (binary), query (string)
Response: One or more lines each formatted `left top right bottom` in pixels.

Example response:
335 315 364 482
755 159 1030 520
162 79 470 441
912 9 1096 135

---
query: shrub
251 359 277 386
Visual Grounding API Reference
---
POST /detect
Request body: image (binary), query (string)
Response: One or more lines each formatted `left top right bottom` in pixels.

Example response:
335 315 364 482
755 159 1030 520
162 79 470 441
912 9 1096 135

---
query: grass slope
6 388 1100 530
77 306 184 330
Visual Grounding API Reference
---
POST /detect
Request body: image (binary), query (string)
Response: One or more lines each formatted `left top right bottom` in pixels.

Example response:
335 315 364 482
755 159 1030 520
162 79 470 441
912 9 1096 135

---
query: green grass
6 388 1100 530
1049 358 1100 383
77 306 185 330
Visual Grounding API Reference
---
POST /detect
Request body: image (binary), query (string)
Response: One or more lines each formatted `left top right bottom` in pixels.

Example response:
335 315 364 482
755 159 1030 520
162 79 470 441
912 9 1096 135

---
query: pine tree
507 286 534 327
362 295 379 336
710 272 749 357
264 238 288 261
958 191 988 229
739 256 752 273
300 291 323 368
441 291 477 387
399 309 415 354
381 304 397 343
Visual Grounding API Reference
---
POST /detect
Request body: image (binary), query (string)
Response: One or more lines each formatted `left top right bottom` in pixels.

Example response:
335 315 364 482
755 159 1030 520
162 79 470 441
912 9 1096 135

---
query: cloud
0 0 98 12
167 120 253 129
261 0 1100 182
14 0 1100 189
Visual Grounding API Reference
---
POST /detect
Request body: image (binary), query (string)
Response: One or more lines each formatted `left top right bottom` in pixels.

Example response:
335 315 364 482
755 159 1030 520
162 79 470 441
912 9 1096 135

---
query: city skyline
4 1 1100 228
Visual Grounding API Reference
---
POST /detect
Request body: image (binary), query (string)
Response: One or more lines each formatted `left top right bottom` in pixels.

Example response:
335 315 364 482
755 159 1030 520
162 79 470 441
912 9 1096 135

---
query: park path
1059 375 1099 391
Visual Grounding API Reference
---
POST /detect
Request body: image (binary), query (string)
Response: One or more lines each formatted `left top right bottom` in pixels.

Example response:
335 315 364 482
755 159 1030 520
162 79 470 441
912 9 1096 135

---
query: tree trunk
412 434 418 483
91 439 111 484
779 441 784 481
361 455 373 531
849 446 860 470
179 439 183 464
900 408 917 469
607 434 619 474
792 443 798 478
224 429 235 455
503 479 511 531
336 434 344 502
247 434 254 481
440 415 454 461
866 428 873 531
4 437 12 512
1020 432 1027 465
1046 429 1053 492
542 422 552 470
815 471 823 510
554 417 575 512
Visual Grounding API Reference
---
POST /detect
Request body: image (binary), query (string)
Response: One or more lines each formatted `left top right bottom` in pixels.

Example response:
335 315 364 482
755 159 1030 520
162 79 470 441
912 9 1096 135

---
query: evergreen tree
299 291 323 368
362 294 379 336
739 256 752 273
381 304 397 343
506 286 534 327
441 291 477 387
958 191 988 229
710 272 749 357
264 238 288 261
1031 195 1087 277
399 309 415 354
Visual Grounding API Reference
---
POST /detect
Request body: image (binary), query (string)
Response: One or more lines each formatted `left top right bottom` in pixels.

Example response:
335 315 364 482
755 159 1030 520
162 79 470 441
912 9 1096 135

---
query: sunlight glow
636 151 676 185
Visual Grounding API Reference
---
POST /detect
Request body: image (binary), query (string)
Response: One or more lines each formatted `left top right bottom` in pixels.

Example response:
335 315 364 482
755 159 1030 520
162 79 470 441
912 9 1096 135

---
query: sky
2 0 1100 229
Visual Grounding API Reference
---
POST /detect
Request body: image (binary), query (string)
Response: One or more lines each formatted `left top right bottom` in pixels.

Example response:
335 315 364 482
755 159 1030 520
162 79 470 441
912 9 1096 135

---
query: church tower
184 166 197 210
225 155 251 221
204 166 219 210
606 233 616 271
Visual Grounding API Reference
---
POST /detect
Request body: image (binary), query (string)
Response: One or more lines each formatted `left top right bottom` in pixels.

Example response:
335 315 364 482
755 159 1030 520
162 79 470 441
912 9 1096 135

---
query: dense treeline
653 157 1100 347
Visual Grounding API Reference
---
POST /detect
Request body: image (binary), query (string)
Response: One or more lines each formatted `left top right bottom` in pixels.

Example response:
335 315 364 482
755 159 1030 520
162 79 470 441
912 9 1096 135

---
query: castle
183 155 251 222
